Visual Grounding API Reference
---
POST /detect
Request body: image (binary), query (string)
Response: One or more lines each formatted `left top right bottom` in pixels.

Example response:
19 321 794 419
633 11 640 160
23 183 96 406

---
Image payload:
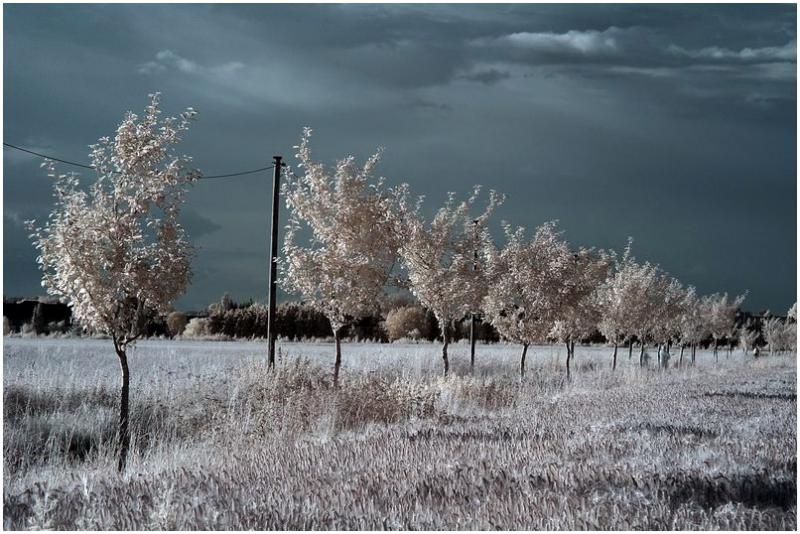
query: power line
200 165 274 179
2 142 274 180
3 142 95 170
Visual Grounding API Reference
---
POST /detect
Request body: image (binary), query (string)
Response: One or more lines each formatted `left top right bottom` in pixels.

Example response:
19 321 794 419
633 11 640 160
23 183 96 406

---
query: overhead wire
2 142 274 180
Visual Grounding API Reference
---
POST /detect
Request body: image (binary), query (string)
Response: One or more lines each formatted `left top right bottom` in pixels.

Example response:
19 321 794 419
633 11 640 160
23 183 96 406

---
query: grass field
3 337 797 529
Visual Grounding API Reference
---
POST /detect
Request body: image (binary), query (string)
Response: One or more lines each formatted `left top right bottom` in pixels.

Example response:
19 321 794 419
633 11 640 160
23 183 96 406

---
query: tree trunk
639 341 645 367
115 346 130 473
657 344 662 368
469 314 476 373
333 329 342 387
520 343 529 378
565 341 572 380
713 339 718 362
441 322 450 377
692 344 696 365
679 345 685 366
612 342 618 371
628 341 633 360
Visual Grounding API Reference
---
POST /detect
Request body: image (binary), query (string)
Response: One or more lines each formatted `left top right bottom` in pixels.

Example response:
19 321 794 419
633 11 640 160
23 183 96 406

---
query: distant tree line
3 293 503 343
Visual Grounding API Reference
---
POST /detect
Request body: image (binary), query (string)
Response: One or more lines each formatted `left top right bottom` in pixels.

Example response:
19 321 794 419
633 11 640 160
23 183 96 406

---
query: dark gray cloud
3 4 796 313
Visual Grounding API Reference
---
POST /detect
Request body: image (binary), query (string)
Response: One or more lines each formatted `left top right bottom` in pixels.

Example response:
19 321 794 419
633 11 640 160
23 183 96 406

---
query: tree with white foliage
27 94 199 471
786 302 797 352
597 244 663 367
484 221 572 377
550 246 614 379
705 292 746 360
738 319 759 355
678 287 708 365
595 247 631 371
281 128 401 385
650 275 687 368
763 316 787 354
397 186 503 376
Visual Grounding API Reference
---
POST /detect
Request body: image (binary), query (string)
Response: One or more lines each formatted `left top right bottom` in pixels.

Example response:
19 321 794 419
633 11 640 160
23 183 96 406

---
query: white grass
3 338 796 529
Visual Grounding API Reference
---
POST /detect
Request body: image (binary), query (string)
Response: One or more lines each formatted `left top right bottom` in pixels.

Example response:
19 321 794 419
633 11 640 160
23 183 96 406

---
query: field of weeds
3 338 797 529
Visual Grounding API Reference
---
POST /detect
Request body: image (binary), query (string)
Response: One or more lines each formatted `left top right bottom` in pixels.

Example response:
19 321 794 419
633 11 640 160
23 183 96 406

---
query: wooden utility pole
470 219 479 371
267 156 283 369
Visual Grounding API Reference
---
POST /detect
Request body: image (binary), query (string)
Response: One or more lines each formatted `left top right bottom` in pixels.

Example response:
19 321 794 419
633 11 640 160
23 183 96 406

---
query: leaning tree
28 93 199 471
397 186 503 376
484 221 572 377
281 128 401 385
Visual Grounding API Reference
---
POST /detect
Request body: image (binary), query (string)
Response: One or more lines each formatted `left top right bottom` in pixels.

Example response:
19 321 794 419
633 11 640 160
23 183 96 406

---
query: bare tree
281 128 401 385
27 93 199 471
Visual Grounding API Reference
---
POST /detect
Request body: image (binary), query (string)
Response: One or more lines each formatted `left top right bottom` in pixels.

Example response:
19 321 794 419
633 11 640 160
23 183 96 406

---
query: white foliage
650 275 687 346
763 316 788 353
678 287 709 347
280 128 401 333
738 320 759 352
27 93 198 347
595 242 661 346
396 186 503 339
786 302 797 350
704 292 746 347
549 246 613 345
484 221 571 346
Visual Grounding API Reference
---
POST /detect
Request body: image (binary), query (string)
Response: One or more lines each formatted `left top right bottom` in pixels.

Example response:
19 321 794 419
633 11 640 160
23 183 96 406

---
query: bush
167 311 188 338
385 306 429 341
183 317 211 338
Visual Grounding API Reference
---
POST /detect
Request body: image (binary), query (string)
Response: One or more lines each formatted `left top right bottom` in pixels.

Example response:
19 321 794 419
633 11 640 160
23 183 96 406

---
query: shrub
183 317 211 338
167 311 188 338
385 306 429 341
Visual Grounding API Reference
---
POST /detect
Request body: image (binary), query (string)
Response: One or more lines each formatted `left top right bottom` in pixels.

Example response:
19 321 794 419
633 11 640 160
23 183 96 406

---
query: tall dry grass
3 340 796 529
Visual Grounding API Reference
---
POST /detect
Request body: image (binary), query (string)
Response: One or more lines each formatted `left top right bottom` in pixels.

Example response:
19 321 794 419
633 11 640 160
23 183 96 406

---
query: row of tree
26 96 795 471
281 128 795 381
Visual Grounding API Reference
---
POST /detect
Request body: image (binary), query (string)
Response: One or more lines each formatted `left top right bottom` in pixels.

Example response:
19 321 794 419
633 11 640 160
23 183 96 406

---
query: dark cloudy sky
4 4 796 313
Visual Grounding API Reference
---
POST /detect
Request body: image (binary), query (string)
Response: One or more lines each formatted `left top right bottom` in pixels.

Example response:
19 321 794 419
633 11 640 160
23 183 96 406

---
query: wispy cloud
138 49 244 77
667 40 795 63
490 28 623 56
471 27 634 62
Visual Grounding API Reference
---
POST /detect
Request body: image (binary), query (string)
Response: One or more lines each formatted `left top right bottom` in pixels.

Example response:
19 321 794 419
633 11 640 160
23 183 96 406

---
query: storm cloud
3 4 796 312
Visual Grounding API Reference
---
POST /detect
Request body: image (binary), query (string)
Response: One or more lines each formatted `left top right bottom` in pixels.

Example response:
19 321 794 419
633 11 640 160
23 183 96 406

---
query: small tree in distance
678 287 707 365
27 93 199 471
281 128 401 385
706 292 747 359
397 186 503 376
